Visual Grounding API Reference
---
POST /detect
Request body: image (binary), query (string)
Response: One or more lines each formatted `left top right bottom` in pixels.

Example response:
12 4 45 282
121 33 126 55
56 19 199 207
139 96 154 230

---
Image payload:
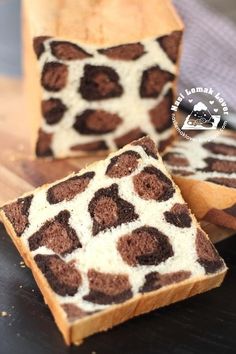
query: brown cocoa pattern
79 64 123 100
36 129 54 157
132 136 158 159
98 43 145 60
88 184 138 235
140 66 174 98
47 172 95 204
195 229 224 274
73 109 122 135
206 177 236 188
106 151 140 178
157 31 182 63
51 41 92 60
3 195 33 236
163 152 189 167
158 134 175 153
164 203 192 228
117 226 174 266
149 89 173 133
199 158 236 174
33 36 51 59
28 210 81 255
61 304 91 322
133 166 175 201
83 269 132 305
41 62 68 92
140 270 191 293
41 98 67 125
34 254 82 296
203 142 236 157
114 128 146 149
70 141 108 152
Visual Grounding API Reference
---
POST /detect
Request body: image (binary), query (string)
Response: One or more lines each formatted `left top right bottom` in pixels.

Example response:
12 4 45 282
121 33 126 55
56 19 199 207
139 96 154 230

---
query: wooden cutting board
0 76 234 242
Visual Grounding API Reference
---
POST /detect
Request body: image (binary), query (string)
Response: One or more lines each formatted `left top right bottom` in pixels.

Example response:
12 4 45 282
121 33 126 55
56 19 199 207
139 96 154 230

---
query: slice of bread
163 131 236 230
0 136 226 345
23 0 183 157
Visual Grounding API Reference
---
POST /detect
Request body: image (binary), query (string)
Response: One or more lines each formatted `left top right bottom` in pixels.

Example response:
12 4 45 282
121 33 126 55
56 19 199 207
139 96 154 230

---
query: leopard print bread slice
0 136 226 345
163 131 236 230
24 0 183 158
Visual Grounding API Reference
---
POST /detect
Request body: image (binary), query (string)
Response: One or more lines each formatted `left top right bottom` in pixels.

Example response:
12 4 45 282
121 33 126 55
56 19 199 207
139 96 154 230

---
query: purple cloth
173 0 236 113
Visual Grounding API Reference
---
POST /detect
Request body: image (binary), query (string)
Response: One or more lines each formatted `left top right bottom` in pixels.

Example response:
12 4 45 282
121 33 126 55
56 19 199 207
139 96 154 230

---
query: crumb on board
0 311 8 317
20 261 26 268
19 285 23 288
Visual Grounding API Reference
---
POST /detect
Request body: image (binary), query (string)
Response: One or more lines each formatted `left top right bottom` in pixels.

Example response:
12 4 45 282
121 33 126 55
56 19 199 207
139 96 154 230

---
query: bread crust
23 0 183 46
172 176 236 230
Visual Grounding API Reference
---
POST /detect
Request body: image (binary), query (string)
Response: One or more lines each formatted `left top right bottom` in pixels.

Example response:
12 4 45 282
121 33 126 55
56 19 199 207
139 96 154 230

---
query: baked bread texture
23 0 183 158
0 137 226 345
163 131 236 230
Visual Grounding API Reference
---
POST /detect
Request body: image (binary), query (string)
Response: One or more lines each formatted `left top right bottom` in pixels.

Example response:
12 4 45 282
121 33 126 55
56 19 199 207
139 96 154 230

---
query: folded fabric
174 0 236 113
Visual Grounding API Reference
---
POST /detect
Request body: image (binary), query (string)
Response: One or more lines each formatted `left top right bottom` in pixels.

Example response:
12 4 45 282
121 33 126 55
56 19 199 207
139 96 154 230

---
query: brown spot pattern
3 195 33 236
132 136 158 159
196 229 224 274
149 89 173 133
41 98 67 125
83 269 132 305
34 254 81 296
158 134 175 153
47 172 95 204
33 36 50 59
61 304 90 322
140 270 191 293
114 128 146 148
140 66 174 98
163 152 189 167
206 177 236 189
203 142 236 157
98 43 145 60
164 203 192 228
171 169 194 177
88 184 138 235
79 64 123 100
106 151 140 178
28 210 81 255
36 129 53 157
117 226 174 266
133 166 175 201
203 205 236 230
157 31 182 63
199 158 236 174
51 41 92 60
41 62 68 92
70 141 108 152
73 109 122 135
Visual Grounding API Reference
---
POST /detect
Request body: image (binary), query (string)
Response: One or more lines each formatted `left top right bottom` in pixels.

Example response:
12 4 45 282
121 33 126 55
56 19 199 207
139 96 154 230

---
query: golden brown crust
23 0 183 46
172 176 236 230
